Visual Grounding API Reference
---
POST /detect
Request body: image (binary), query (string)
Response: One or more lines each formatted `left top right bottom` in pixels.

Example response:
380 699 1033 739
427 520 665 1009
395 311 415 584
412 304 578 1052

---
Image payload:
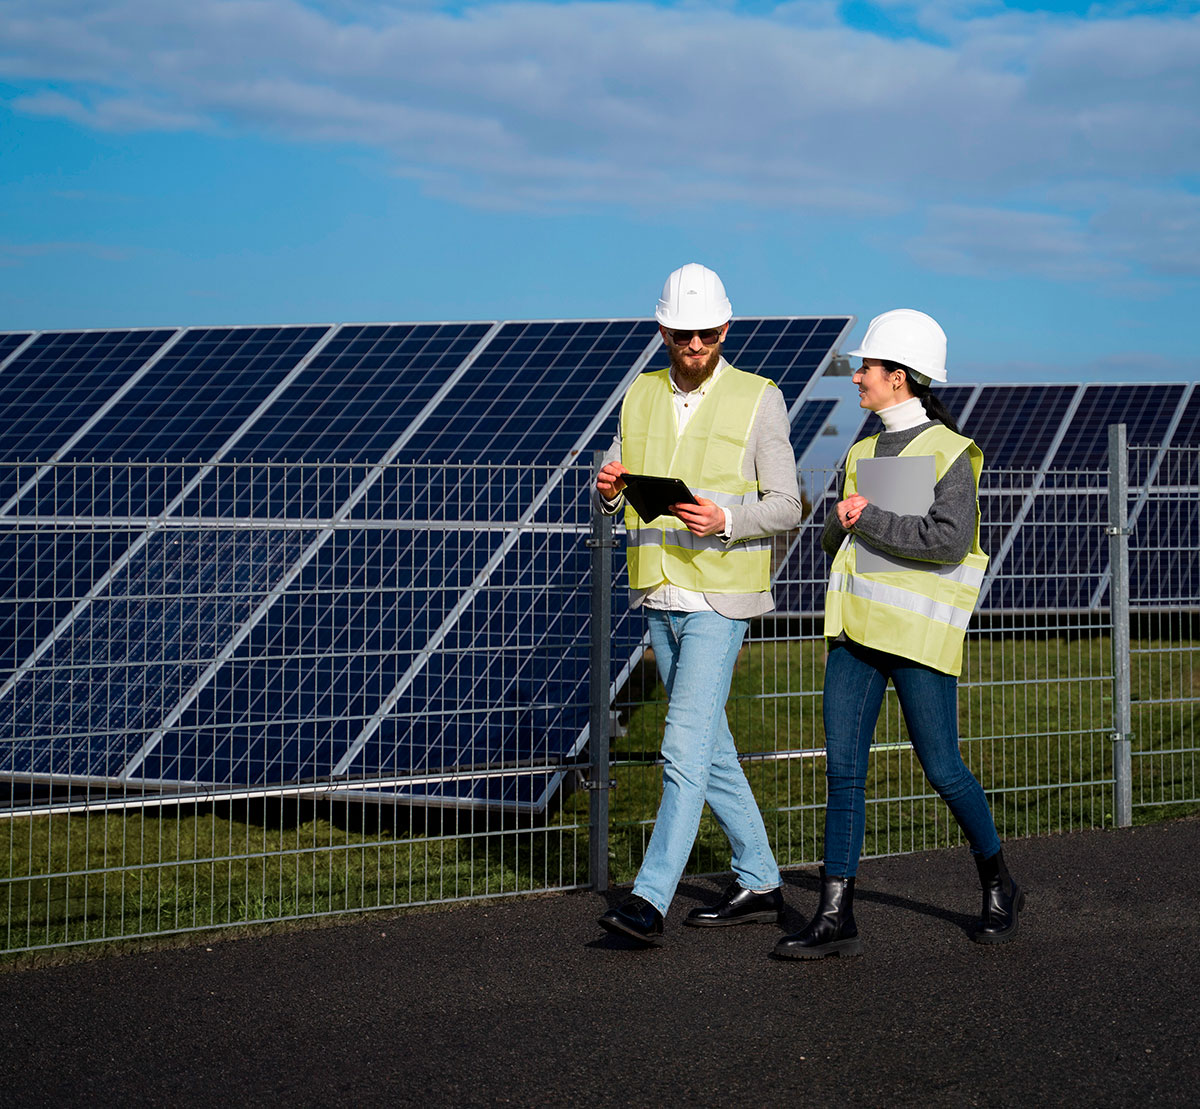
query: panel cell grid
395 319 658 466
983 483 1110 612
226 322 493 464
0 329 177 469
1046 383 1185 478
65 326 329 466
0 332 33 366
722 317 852 384
966 384 1078 473
789 398 837 460
1167 387 1200 448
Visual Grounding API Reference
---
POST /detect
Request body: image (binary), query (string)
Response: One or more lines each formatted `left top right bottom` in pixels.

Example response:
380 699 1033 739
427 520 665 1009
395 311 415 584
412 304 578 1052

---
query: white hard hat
655 263 733 330
847 308 948 384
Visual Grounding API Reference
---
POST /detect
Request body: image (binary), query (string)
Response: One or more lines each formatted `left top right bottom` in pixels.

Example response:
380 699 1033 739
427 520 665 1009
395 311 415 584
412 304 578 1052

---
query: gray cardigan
594 372 804 619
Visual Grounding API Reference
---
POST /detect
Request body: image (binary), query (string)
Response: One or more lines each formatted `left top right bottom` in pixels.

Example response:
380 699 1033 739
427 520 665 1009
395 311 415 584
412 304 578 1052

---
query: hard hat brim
655 306 733 330
846 347 947 383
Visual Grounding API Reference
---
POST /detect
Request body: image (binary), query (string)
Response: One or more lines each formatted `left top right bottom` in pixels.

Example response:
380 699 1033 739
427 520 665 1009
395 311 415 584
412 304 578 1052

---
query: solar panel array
6 319 1193 812
781 381 1199 616
0 317 854 811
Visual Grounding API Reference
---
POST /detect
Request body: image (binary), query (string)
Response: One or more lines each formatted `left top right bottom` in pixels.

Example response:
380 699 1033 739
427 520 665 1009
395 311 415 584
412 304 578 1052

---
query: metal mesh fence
2 444 1197 955
2 461 593 954
609 463 1123 878
1128 446 1200 817
606 454 1197 884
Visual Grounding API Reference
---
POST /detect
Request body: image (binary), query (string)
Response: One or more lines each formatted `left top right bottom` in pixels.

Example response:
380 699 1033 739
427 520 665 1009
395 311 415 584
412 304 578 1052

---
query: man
595 263 804 946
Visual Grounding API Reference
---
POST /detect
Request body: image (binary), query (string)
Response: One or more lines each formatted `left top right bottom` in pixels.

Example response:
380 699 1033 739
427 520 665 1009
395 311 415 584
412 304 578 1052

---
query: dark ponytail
883 359 959 434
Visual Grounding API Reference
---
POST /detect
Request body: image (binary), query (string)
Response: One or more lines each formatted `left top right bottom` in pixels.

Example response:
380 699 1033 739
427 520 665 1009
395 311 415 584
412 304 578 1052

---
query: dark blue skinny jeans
822 638 1002 877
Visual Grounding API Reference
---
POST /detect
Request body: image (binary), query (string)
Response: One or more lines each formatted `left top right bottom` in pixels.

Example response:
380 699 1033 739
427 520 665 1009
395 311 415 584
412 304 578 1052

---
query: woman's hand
837 493 868 529
672 497 725 537
596 460 629 501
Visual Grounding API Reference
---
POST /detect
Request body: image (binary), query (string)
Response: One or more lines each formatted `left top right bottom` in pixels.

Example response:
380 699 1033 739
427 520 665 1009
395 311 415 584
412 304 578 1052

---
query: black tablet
621 474 698 523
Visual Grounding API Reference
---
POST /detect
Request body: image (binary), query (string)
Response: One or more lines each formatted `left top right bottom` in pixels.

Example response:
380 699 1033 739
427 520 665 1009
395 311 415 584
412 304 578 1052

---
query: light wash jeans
632 609 782 915
822 638 1003 878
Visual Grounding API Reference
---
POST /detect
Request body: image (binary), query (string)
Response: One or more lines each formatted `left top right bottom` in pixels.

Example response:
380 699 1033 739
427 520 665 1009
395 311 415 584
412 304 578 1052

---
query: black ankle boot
773 868 861 960
972 848 1024 944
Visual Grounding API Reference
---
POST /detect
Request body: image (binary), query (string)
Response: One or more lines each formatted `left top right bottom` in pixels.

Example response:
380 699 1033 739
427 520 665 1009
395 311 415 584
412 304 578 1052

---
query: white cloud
12 90 209 131
1090 187 1200 278
1 0 1197 285
907 204 1121 280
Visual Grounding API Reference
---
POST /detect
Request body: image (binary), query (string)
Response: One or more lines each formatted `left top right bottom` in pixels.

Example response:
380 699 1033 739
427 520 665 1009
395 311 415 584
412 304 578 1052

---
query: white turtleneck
876 396 929 433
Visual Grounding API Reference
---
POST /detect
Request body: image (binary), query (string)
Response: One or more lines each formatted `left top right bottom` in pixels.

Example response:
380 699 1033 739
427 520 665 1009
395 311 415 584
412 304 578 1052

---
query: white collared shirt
637 358 733 612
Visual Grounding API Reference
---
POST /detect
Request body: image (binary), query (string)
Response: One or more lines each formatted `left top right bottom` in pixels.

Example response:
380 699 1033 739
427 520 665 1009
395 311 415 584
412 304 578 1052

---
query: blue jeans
632 610 781 915
822 639 1002 878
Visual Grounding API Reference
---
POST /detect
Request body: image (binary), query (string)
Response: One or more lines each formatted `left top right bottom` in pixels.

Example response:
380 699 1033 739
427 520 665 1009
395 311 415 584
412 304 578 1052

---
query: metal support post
587 451 615 891
1108 423 1133 828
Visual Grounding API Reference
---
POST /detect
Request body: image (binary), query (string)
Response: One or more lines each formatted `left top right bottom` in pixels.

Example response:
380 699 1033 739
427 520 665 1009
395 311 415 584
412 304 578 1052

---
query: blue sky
2 0 1198 393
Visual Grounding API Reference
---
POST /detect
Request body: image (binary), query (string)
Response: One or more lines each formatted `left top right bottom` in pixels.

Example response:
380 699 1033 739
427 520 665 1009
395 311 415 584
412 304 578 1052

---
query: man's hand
672 497 726 537
837 493 868 528
596 460 629 501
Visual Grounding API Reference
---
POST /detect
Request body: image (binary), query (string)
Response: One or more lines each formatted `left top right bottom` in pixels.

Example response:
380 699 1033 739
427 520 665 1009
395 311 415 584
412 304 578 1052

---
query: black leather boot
772 868 861 959
972 848 1024 944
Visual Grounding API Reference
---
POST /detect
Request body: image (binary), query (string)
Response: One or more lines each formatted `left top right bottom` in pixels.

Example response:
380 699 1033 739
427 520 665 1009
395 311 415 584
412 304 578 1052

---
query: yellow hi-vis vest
823 424 988 676
621 366 773 594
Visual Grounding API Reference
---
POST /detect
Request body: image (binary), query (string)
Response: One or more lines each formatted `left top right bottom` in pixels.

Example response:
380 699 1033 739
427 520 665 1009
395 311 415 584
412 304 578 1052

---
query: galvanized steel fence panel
1128 445 1200 818
2 461 594 955
605 448 1198 883
3 441 1198 956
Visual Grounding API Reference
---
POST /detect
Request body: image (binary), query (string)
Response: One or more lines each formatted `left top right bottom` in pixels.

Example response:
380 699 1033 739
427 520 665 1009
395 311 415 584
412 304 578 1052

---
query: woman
774 309 1023 960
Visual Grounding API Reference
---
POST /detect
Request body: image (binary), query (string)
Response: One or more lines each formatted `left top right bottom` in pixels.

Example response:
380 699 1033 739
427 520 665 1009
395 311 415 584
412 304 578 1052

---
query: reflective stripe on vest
621 365 772 594
823 424 989 675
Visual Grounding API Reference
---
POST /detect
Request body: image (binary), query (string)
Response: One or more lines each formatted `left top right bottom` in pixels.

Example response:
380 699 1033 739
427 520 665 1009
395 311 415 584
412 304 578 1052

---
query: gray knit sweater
821 421 977 565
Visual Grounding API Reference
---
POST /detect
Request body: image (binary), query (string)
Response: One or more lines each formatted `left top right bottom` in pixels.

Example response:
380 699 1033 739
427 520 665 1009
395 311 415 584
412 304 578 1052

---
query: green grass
3 634 1197 961
597 633 1200 883
2 806 585 958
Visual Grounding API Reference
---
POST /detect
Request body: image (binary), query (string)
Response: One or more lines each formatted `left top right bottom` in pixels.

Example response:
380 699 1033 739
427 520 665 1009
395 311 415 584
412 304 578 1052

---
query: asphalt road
2 815 1197 1107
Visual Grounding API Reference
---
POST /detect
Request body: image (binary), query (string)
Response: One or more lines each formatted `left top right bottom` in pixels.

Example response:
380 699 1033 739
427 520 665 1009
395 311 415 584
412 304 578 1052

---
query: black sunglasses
666 327 724 346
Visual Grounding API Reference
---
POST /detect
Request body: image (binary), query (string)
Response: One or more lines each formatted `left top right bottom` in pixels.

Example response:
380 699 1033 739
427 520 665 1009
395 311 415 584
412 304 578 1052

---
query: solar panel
965 384 1079 474
1044 383 1186 476
774 381 1199 618
1131 497 1199 609
1168 385 1200 448
333 319 852 806
63 326 333 468
789 398 838 462
391 319 658 465
0 332 34 368
226 322 497 464
0 330 178 467
0 329 184 680
6 323 499 787
0 315 856 812
0 325 335 783
984 488 1111 613
980 383 1191 611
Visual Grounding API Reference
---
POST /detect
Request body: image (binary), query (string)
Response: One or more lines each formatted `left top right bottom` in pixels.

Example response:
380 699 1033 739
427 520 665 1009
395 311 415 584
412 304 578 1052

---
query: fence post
1108 423 1133 828
588 451 614 891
